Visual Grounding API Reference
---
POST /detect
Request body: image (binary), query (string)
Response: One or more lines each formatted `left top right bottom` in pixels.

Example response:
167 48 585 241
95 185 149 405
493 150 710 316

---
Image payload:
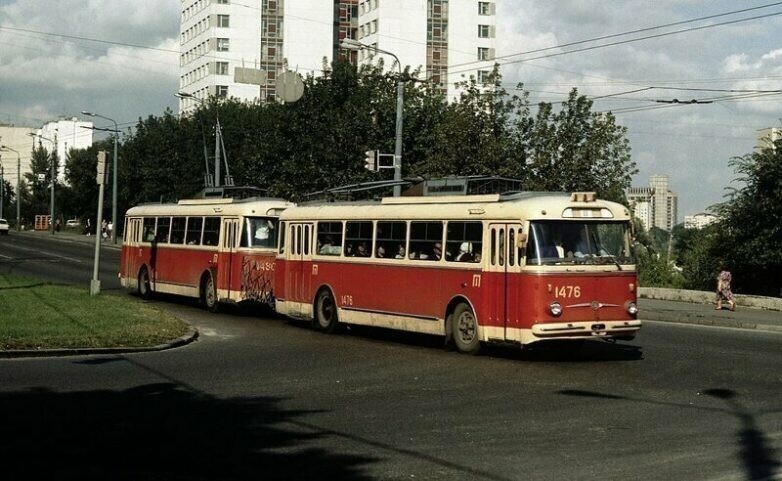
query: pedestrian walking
715 268 736 311
107 221 113 240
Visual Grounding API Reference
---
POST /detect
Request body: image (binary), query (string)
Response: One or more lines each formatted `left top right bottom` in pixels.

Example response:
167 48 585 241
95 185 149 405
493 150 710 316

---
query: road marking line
3 244 83 263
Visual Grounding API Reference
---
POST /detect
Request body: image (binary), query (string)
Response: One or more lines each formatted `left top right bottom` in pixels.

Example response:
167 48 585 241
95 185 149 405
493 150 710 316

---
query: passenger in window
319 236 334 254
376 245 386 258
356 242 369 257
255 221 272 242
395 245 406 259
432 242 443 260
345 243 354 256
456 242 474 262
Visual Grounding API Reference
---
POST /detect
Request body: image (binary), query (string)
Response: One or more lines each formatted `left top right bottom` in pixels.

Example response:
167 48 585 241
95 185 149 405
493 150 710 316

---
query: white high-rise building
178 0 498 111
35 118 94 182
684 213 718 230
626 174 679 232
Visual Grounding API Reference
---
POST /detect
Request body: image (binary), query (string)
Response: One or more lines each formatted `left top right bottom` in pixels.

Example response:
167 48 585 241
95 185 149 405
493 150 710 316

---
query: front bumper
532 319 642 338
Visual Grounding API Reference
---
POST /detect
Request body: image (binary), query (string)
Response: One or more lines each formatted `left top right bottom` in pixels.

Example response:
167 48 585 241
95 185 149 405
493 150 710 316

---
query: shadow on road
0 382 377 480
558 388 781 480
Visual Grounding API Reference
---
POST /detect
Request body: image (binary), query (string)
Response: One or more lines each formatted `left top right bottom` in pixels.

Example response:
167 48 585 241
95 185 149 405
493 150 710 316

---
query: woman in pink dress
715 269 736 311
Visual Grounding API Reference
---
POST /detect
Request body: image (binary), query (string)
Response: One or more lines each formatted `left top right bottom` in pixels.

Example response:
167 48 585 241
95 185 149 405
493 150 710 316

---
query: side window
409 221 444 261
156 216 171 243
345 221 372 257
170 217 186 244
304 225 311 255
186 216 203 245
278 221 286 254
296 225 302 255
317 221 343 256
376 221 406 259
490 227 497 266
143 217 156 243
203 217 221 246
446 221 483 263
509 229 515 266
498 228 505 266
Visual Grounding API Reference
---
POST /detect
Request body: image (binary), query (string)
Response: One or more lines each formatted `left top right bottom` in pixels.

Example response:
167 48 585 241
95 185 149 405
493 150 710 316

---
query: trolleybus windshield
241 217 279 248
526 221 633 266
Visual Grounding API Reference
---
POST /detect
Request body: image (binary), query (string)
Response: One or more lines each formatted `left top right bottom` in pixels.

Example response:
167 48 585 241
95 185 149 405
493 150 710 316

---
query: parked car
66 219 81 227
0 218 9 235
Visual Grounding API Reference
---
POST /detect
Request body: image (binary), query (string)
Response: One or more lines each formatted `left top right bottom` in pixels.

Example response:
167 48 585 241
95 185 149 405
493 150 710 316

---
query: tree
711 140 782 296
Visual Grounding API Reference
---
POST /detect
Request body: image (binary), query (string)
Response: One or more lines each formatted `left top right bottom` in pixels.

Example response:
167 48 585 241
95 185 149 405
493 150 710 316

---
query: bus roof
281 192 631 222
126 197 295 218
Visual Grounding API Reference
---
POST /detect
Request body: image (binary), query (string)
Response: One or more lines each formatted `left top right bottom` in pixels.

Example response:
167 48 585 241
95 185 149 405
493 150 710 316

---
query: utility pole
0 157 4 220
81 112 119 243
91 151 108 296
1 145 22 230
50 130 57 234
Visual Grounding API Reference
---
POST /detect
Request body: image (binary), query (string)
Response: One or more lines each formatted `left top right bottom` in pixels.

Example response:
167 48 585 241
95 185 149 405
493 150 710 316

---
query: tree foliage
710 141 782 296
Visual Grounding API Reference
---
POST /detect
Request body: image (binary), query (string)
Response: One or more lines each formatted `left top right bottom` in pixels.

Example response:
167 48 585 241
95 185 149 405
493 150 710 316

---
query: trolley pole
91 151 108 296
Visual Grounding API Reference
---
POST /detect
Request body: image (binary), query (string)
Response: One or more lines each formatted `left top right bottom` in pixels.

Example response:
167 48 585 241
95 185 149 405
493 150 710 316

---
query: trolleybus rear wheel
315 289 339 333
452 302 481 355
202 272 219 313
138 267 152 300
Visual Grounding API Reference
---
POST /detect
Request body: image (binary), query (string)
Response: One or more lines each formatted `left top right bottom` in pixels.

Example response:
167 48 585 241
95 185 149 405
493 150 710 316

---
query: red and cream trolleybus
275 192 641 354
120 196 294 310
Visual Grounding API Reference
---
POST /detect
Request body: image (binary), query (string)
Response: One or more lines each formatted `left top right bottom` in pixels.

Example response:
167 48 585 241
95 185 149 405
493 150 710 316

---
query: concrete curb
642 315 782 333
0 326 199 359
639 287 782 311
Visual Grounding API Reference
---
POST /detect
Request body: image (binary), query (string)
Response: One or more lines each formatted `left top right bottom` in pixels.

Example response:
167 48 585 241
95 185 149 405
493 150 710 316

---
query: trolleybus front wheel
315 288 339 333
201 272 219 313
452 302 481 355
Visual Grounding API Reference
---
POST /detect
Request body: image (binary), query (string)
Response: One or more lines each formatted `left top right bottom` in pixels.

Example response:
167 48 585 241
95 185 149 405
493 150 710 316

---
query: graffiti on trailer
240 256 275 305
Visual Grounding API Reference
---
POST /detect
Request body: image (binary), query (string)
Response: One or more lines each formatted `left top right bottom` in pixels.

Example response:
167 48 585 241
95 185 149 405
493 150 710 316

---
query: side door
487 223 524 341
218 217 240 301
285 223 314 317
124 218 142 283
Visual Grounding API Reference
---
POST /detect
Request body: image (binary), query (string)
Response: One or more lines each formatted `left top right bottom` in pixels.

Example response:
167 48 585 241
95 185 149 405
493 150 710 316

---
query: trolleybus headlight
626 302 638 315
549 301 563 317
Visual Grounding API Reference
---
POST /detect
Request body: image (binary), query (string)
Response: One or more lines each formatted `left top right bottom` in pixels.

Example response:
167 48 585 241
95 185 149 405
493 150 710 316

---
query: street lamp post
0 157 4 220
0 145 22 231
28 132 57 234
341 38 404 197
82 111 119 244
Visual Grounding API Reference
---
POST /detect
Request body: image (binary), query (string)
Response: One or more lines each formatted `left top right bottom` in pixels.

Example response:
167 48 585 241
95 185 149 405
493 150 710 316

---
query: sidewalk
13 228 122 250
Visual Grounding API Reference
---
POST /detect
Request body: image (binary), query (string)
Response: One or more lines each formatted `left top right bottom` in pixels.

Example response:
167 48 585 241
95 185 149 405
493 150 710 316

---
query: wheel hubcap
206 279 215 305
458 312 476 342
319 296 334 325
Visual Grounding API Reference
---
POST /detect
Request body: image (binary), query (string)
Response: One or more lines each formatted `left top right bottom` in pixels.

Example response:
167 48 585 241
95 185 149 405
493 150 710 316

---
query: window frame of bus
409 221 444 261
185 216 204 246
169 216 186 244
445 221 482 263
202 217 221 246
316 221 343 256
278 221 286 254
345 221 372 257
142 217 157 243
156 216 171 243
375 220 406 260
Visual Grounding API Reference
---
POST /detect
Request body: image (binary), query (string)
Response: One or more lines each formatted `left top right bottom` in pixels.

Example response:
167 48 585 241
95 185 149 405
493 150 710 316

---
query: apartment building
626 174 679 232
179 0 498 111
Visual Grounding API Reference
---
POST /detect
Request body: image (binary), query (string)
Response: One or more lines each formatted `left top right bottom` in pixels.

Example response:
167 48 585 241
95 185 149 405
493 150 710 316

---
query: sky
2 0 782 217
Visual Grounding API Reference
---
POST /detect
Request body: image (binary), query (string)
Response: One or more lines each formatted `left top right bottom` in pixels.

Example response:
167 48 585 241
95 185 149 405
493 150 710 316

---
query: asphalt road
1 232 781 480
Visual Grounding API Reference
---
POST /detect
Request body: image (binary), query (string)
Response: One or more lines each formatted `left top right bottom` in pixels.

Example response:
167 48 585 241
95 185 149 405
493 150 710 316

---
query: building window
216 61 229 75
217 15 229 28
267 70 276 81
267 46 277 59
478 47 491 61
217 0 229 4
268 0 277 10
477 70 490 84
478 2 491 15
432 50 441 62
216 85 229 98
478 25 491 38
217 37 230 51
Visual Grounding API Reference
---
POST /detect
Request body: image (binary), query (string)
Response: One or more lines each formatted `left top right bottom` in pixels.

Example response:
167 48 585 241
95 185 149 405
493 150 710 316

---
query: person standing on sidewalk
716 268 736 311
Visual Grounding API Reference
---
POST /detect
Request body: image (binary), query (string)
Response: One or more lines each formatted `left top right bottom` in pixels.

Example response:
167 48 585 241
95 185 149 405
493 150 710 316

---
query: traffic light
364 150 377 171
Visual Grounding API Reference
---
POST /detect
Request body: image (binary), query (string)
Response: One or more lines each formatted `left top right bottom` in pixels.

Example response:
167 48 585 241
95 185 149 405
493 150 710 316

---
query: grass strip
0 274 189 350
